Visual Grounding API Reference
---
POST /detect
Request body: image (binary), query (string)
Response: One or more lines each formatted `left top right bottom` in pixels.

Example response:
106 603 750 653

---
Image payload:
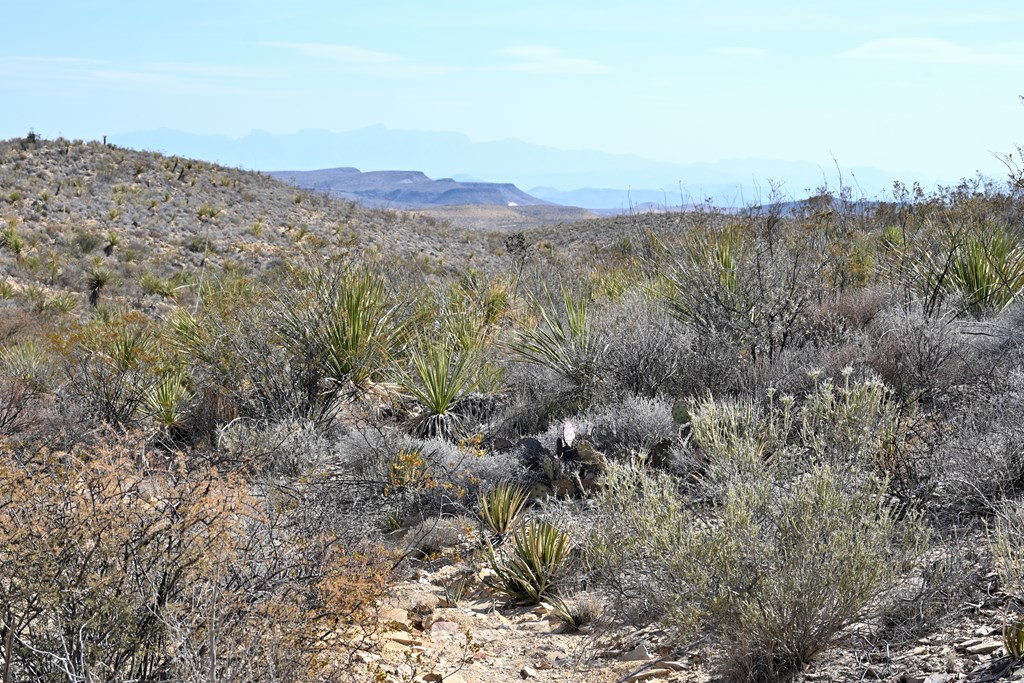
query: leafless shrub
594 291 694 397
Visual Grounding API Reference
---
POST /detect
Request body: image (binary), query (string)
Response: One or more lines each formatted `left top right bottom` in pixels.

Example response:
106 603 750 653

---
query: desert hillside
5 133 1024 683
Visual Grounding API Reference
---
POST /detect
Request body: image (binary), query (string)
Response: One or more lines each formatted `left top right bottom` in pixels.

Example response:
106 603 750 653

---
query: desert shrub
60 318 159 430
541 393 677 458
0 341 54 435
589 455 925 681
139 271 177 299
71 230 104 255
328 428 526 530
169 280 346 433
930 368 1024 514
663 220 823 376
992 501 1024 598
0 439 393 683
589 379 927 680
867 304 984 408
215 418 334 475
593 291 694 397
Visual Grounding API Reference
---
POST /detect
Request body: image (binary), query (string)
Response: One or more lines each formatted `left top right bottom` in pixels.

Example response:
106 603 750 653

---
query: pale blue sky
4 1 1024 182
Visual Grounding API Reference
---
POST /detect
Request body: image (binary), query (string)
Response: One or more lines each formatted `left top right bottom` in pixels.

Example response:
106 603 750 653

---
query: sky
3 1 1024 184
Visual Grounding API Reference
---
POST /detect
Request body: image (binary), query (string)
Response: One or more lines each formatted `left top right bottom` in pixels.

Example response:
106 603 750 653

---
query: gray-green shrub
588 379 927 681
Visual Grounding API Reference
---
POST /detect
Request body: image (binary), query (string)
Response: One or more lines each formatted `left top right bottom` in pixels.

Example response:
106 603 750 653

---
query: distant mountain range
269 167 549 208
111 126 924 209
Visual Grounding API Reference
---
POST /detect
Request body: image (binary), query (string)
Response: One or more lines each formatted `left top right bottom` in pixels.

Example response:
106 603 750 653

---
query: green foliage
280 267 409 397
917 224 1024 315
400 335 479 439
1006 619 1024 661
479 482 528 541
591 457 925 681
509 287 606 403
488 518 572 604
72 230 104 255
664 220 820 368
0 341 54 434
590 379 925 680
45 292 78 313
85 266 114 306
139 271 177 299
992 503 1024 598
142 367 194 432
197 203 218 219
64 320 158 429
0 222 24 257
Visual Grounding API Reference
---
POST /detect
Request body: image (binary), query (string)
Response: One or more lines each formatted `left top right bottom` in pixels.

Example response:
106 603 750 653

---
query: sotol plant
400 335 479 440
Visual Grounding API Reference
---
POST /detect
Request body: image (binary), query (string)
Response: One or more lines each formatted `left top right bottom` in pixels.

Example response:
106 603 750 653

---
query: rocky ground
338 532 1024 683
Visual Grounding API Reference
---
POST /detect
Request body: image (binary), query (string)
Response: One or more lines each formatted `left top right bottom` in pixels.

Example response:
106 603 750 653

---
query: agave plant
400 335 479 440
487 519 572 603
479 482 529 542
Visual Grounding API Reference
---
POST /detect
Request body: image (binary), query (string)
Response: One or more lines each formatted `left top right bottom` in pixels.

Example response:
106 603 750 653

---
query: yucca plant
1005 619 1024 660
400 335 479 440
86 266 114 307
278 268 408 402
44 292 78 314
509 287 606 402
104 231 120 257
479 482 529 542
918 225 1024 315
142 368 194 433
325 270 408 389
0 222 24 258
487 519 572 603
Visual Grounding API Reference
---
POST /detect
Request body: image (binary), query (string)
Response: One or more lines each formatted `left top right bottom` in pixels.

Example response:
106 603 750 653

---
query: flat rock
965 639 1002 656
379 606 413 631
626 671 668 683
621 643 655 662
429 620 461 635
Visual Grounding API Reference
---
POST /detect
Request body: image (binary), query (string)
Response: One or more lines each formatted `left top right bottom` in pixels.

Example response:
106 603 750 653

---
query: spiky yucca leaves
479 482 528 542
509 287 606 403
400 335 479 440
487 519 572 604
1006 620 1024 661
85 266 114 307
61 320 159 430
0 341 54 435
142 368 194 433
279 268 409 403
323 270 408 389
917 224 1024 315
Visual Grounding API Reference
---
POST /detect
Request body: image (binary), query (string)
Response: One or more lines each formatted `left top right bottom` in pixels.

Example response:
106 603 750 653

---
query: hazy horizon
4 1 1024 193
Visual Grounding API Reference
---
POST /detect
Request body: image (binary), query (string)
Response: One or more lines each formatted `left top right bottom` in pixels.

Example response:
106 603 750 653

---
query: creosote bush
588 378 928 681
